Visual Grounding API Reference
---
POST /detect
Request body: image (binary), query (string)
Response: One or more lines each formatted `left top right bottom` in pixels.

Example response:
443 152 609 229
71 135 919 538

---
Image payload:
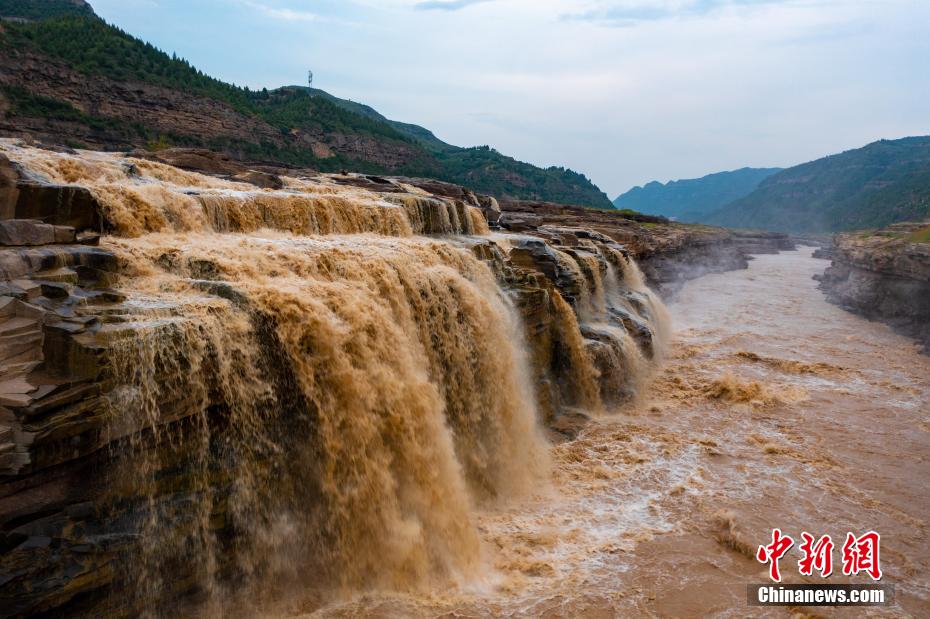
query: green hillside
0 3 612 208
0 0 92 20
306 87 452 151
613 167 781 221
706 137 930 233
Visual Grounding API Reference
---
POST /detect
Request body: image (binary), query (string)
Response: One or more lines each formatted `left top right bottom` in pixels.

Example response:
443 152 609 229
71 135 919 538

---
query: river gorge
1 142 927 618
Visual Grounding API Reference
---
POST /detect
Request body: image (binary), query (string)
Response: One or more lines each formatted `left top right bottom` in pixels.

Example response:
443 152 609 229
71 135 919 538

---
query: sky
90 0 930 198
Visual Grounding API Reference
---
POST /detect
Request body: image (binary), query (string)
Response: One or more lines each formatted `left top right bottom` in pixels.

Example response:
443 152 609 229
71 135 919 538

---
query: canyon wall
817 222 930 353
0 141 781 617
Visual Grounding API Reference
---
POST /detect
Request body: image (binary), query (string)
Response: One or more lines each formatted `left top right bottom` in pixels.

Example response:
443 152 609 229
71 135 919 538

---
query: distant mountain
613 168 781 221
0 1 613 208
706 137 930 233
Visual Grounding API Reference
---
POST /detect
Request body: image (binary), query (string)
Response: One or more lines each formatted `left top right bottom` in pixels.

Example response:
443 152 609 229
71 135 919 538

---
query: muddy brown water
7 138 924 615
286 247 929 618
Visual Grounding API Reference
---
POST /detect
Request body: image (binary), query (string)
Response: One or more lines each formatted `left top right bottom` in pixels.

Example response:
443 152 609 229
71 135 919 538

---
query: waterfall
105 303 269 610
102 234 550 606
555 241 670 406
619 252 672 359
3 144 485 237
0 140 670 615
550 291 604 412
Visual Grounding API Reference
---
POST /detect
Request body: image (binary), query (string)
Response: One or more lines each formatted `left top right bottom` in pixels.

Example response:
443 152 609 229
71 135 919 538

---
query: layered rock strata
497 198 793 296
817 222 930 352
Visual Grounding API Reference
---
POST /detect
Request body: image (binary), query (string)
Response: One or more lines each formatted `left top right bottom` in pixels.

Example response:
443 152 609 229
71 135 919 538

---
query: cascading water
546 240 671 406
0 141 669 615
617 249 672 357
101 233 553 610
104 301 271 612
550 291 605 412
2 143 483 237
386 193 490 236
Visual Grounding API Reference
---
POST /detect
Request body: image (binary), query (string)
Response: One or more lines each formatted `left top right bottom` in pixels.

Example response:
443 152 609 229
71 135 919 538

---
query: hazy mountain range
617 137 930 233
706 137 930 232
613 167 781 222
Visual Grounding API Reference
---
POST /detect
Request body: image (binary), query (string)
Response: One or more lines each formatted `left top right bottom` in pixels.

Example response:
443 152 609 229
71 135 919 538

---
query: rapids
294 248 930 618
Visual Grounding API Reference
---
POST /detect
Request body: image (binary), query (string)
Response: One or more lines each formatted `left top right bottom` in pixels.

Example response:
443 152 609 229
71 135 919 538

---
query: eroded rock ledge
497 198 794 296
817 222 930 352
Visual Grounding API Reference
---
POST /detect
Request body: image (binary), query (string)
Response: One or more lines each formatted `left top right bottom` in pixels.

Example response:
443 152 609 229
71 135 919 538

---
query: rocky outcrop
1 153 102 231
464 227 656 429
498 199 793 296
0 176 130 615
137 148 248 176
817 222 930 352
134 148 287 189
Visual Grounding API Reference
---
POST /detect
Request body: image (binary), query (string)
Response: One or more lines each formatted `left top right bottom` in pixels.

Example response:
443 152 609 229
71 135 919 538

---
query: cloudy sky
91 0 930 197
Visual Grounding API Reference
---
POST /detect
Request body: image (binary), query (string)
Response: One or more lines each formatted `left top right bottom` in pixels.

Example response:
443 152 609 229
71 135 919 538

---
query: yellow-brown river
291 247 930 618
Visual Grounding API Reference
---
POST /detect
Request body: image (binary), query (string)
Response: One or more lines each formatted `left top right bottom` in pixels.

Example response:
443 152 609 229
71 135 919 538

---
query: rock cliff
817 221 930 352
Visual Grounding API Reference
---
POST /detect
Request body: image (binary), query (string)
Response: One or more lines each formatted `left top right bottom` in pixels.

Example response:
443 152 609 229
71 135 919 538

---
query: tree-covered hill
705 137 930 233
613 167 781 221
0 0 92 21
0 1 613 208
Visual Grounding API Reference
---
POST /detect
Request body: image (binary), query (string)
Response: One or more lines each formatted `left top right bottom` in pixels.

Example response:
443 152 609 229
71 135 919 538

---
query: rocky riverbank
497 198 794 296
0 142 790 617
817 221 930 353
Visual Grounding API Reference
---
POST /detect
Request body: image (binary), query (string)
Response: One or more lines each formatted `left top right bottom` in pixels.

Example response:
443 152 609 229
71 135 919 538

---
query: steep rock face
817 222 930 352
0 180 128 615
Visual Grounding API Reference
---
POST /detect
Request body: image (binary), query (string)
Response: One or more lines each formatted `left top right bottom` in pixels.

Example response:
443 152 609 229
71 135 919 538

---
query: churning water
297 248 930 618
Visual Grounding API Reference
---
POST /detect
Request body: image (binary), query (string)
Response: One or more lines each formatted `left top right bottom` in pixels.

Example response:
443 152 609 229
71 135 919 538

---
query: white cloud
562 0 801 25
241 0 318 22
414 0 495 10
